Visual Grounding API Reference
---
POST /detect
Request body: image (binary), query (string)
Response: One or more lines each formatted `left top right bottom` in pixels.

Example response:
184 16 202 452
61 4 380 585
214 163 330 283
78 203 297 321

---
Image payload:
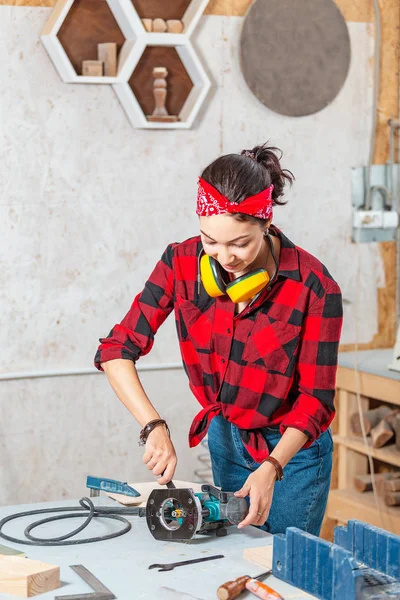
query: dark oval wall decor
240 0 351 117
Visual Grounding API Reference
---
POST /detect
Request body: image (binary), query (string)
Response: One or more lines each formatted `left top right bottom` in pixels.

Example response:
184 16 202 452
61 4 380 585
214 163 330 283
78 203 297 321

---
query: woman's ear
263 219 272 235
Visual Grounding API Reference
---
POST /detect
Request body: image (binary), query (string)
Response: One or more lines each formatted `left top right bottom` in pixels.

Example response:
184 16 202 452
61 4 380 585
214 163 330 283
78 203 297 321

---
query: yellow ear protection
198 231 278 304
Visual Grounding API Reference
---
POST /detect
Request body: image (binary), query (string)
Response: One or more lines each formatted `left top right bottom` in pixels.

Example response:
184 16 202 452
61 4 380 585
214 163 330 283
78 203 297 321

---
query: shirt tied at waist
189 404 278 464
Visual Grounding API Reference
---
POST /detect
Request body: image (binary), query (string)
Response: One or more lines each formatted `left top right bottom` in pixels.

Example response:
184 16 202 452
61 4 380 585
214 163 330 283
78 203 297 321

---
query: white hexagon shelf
41 0 140 84
113 41 210 129
41 0 211 128
132 0 209 41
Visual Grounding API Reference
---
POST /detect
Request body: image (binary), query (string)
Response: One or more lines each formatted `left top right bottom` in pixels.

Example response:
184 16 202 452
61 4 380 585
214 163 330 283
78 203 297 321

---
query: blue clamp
86 476 140 497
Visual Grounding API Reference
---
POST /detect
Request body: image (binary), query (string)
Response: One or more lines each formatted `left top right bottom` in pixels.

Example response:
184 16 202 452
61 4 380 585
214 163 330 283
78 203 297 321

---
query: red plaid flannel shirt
95 228 343 462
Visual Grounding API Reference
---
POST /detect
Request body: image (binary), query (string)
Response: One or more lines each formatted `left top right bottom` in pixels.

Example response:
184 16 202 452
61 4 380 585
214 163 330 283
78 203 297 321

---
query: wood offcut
0 556 60 598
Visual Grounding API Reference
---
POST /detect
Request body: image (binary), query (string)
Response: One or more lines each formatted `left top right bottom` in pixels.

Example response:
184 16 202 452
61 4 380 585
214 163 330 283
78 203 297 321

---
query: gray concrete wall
0 9 378 505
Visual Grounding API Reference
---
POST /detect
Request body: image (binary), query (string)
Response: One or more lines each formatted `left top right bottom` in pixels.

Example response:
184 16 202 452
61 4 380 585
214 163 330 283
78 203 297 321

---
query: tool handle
245 579 283 600
217 576 250 599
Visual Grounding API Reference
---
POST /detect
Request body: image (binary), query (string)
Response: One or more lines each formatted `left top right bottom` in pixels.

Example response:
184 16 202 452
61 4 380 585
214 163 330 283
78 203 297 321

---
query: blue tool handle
86 476 140 497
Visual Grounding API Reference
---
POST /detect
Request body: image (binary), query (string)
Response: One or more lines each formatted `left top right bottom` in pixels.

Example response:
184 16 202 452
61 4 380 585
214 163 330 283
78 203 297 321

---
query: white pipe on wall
0 363 184 382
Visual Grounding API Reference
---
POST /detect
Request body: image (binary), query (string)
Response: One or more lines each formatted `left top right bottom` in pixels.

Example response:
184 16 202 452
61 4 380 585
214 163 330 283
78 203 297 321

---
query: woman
95 144 342 535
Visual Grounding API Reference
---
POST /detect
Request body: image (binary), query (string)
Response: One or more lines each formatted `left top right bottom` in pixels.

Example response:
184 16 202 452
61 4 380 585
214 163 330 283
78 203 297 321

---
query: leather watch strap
262 455 284 481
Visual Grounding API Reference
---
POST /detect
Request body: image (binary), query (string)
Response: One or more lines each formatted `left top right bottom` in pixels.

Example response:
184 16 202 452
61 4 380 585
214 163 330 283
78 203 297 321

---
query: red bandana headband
196 177 274 220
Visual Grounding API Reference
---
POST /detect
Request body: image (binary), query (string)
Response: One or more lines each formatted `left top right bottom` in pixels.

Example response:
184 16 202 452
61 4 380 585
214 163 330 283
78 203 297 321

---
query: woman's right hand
142 425 177 485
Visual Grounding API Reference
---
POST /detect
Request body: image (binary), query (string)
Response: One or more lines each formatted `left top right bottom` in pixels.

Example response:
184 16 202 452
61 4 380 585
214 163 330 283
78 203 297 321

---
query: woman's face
199 214 267 275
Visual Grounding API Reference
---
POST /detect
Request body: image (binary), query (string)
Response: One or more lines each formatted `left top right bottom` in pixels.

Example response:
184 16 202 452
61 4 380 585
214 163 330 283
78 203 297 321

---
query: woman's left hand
234 461 277 528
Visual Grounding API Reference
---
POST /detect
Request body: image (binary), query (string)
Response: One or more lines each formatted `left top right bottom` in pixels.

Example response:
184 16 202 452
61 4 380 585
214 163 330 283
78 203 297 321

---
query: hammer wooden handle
217 576 283 600
246 578 283 599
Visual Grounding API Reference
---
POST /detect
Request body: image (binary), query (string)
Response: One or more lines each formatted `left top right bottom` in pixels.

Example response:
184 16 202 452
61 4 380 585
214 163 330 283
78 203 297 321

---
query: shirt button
227 328 231 334
267 286 271 291
221 358 226 364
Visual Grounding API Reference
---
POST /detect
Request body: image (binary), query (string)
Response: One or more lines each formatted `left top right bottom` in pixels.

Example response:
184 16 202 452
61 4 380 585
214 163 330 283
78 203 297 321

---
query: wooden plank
337 368 400 405
0 556 60 598
334 435 400 468
243 545 273 570
327 488 400 535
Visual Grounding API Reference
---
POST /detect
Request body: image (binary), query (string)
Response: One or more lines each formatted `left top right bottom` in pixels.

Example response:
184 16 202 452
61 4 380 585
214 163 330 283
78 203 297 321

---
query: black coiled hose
0 497 143 546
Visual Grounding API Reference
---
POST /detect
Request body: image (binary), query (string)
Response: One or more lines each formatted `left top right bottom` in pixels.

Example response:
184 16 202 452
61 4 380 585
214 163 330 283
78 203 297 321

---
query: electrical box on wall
352 164 399 243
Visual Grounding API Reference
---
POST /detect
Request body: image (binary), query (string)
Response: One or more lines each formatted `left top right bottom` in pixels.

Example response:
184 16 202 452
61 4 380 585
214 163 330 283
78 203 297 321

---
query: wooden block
81 60 103 77
142 18 152 32
350 406 392 436
243 545 273 570
152 18 167 33
166 19 184 33
97 43 117 77
370 419 394 448
0 556 60 597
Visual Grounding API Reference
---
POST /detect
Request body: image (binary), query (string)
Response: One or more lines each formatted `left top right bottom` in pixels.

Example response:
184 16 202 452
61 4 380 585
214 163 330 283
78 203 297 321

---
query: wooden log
384 474 400 492
350 405 392 436
370 418 395 448
389 413 400 452
384 491 400 506
166 19 184 33
377 472 400 496
384 409 400 429
152 18 167 33
0 556 59 597
354 473 386 493
142 18 152 32
82 60 103 77
97 43 117 77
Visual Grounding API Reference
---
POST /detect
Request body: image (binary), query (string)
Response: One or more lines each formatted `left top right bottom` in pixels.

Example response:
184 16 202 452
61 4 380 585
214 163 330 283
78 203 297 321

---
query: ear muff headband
199 253 270 303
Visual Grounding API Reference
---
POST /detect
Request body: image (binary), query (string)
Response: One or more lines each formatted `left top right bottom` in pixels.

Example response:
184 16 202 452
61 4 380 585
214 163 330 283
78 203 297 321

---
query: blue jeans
207 416 333 536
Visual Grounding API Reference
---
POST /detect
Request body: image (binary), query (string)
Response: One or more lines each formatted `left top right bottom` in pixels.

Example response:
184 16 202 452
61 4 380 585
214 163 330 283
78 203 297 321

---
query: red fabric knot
196 178 273 221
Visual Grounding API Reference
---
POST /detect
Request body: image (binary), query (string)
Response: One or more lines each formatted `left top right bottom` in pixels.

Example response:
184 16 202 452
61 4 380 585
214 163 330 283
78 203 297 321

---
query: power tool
145 483 249 541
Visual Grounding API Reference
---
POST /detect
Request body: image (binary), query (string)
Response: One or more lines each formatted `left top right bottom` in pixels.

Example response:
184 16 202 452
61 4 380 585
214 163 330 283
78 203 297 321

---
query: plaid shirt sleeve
94 244 176 370
280 282 343 445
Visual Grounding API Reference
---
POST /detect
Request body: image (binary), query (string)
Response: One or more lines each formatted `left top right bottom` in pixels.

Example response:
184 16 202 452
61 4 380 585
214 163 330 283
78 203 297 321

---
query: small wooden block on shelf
153 18 168 32
82 60 103 77
142 18 152 32
0 556 60 598
167 19 184 33
97 43 117 77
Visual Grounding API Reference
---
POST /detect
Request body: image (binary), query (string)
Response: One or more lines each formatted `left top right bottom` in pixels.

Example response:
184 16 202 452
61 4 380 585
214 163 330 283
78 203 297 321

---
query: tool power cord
0 497 142 546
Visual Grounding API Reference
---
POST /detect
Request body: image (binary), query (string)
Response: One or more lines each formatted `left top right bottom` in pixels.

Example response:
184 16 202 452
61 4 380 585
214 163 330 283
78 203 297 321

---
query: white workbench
0 497 316 600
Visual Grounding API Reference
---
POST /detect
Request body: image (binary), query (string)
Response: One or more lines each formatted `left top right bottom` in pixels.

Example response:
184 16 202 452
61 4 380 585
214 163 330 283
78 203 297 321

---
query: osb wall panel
204 0 374 21
0 0 376 19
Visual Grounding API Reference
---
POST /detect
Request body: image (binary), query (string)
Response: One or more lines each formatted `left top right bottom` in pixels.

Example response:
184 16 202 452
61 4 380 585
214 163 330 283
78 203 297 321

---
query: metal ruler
55 565 116 600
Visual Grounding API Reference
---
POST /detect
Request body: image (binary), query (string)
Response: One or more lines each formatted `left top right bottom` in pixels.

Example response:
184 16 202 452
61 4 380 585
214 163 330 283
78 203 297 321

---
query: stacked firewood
351 404 400 507
350 405 400 451
354 472 400 506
